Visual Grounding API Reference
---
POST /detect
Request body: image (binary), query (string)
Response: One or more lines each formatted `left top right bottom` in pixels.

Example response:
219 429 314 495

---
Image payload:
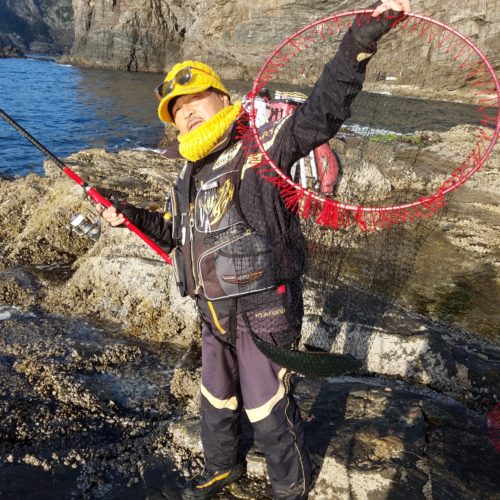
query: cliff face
0 0 74 54
70 0 186 71
65 0 499 87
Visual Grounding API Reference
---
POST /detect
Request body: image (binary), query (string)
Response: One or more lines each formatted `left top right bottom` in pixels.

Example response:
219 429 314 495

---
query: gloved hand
350 0 410 50
96 199 172 252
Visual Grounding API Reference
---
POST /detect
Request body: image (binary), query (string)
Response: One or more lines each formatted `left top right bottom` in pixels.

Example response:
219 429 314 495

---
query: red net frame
243 10 500 232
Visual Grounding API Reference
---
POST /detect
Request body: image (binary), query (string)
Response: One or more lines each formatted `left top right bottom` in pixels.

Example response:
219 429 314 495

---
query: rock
158 125 179 150
1 1 498 101
68 0 185 71
1 148 200 345
0 0 73 55
0 174 93 269
42 149 199 345
0 45 25 58
44 242 200 345
300 290 500 412
43 148 180 206
0 309 182 498
168 418 202 454
0 133 498 497
0 267 44 308
166 377 500 499
170 366 201 416
336 161 392 199
63 0 499 101
295 123 500 412
0 129 497 356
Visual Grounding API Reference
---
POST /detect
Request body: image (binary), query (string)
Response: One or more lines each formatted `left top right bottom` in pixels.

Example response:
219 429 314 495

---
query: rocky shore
0 125 499 498
0 45 25 58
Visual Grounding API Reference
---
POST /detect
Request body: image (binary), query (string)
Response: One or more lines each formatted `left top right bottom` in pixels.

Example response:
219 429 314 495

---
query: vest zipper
189 204 202 295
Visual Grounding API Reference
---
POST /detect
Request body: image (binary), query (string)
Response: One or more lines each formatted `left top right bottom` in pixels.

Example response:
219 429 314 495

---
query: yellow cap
157 60 229 124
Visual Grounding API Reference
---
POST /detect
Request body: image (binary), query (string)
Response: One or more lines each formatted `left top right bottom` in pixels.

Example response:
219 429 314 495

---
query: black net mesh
213 11 498 376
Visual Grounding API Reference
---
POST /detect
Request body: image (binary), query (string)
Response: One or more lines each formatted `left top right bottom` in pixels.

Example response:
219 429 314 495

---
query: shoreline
55 53 498 107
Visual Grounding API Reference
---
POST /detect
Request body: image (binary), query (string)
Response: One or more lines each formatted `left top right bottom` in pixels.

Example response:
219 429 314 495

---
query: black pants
199 306 311 499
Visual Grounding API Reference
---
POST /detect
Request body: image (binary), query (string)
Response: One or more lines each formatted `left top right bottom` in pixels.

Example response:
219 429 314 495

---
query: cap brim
157 82 212 124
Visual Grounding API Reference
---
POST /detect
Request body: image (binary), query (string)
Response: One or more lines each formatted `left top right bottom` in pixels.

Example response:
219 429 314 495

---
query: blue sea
0 55 490 178
0 56 167 177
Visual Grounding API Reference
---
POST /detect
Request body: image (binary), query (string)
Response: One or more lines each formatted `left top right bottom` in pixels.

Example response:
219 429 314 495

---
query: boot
181 462 245 499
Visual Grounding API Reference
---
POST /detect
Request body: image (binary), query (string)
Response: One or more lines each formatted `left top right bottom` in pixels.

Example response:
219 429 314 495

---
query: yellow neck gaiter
178 103 242 162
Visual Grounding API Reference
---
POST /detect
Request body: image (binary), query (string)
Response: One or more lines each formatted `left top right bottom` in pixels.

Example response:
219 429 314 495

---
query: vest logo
254 307 286 319
198 178 235 229
212 142 242 170
222 270 264 285
241 153 263 179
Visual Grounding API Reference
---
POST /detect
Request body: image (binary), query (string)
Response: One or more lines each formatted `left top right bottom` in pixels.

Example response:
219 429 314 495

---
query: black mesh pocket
199 231 276 300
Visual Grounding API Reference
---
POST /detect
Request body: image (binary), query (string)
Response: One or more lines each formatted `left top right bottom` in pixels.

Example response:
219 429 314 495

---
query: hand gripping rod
0 108 172 265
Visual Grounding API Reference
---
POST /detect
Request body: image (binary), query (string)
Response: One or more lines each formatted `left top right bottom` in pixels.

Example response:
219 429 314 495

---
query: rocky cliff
0 0 74 54
64 0 499 95
0 45 26 58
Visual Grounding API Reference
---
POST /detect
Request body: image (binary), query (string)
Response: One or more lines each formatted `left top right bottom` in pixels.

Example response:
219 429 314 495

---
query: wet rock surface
299 378 500 500
0 45 25 58
0 308 183 499
0 135 498 497
1 307 498 499
301 288 500 415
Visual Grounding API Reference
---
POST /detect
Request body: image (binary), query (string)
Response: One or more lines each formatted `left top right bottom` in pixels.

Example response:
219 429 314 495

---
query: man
100 1 410 498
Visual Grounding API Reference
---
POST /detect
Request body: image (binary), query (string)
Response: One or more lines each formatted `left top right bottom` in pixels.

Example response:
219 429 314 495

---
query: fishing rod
0 108 173 266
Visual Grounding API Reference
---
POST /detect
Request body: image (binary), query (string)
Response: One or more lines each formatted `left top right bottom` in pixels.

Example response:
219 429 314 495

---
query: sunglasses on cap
154 66 213 101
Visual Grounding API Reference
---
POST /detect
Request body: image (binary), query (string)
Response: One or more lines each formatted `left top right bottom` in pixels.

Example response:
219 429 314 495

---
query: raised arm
266 0 410 174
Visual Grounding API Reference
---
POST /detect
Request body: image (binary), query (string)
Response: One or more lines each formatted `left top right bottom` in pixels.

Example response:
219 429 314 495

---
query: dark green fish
252 335 362 377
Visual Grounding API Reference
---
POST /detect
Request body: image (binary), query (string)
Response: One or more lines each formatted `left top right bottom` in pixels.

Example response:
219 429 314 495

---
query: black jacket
120 16 398 303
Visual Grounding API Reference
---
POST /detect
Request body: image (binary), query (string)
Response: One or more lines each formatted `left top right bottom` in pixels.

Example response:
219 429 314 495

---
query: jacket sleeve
265 9 402 174
114 201 174 253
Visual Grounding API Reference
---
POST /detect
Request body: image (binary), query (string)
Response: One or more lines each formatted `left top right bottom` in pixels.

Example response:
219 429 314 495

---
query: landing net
233 10 499 376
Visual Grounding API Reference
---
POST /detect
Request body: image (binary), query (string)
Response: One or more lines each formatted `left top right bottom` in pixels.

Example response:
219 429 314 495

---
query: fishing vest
169 140 279 302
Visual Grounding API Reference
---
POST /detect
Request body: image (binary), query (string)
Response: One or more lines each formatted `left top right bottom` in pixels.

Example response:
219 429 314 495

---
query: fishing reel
69 206 101 242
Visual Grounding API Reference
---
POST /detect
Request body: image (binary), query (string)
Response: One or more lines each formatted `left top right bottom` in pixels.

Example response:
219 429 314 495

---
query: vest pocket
198 231 276 301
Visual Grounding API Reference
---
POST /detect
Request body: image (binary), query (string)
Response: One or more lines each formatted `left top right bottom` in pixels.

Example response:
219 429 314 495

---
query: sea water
0 56 166 177
0 55 488 178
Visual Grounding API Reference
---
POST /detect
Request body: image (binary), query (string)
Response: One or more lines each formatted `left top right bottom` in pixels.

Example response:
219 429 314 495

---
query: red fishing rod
0 108 173 266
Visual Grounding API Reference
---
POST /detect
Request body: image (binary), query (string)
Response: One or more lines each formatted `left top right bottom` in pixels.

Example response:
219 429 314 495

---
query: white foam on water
343 123 406 137
131 146 167 154
0 306 16 321
0 305 36 321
